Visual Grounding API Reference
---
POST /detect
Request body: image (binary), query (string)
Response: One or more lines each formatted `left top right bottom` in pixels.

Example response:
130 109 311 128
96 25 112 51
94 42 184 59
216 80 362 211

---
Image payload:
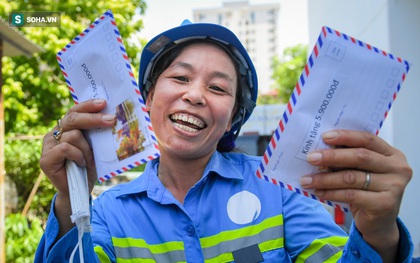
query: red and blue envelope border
56 10 160 183
256 26 411 212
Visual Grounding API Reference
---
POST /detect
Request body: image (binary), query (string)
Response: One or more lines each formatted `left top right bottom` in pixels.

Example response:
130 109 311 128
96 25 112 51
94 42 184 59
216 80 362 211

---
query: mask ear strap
231 75 255 140
233 107 247 140
241 93 256 113
144 80 152 99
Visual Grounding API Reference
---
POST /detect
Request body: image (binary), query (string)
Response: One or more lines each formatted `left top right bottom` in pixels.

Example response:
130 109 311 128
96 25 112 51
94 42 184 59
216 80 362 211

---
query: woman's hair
146 39 244 152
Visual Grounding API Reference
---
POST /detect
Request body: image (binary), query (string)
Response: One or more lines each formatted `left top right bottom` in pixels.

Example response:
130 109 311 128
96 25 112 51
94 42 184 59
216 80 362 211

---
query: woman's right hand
39 99 116 233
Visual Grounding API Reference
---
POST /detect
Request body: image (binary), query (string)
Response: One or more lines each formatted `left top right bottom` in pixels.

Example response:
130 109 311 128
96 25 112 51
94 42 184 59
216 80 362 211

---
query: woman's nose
182 85 206 106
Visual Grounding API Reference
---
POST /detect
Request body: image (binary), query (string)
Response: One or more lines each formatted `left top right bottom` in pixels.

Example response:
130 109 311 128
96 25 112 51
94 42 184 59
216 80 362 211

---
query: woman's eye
210 85 225 92
173 76 188 82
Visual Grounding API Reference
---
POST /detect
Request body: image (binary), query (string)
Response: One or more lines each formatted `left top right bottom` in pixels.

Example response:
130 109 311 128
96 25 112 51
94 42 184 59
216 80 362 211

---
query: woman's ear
145 88 155 111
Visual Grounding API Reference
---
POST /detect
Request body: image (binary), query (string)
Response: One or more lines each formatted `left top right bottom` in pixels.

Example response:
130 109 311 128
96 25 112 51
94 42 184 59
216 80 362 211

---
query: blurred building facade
193 0 280 92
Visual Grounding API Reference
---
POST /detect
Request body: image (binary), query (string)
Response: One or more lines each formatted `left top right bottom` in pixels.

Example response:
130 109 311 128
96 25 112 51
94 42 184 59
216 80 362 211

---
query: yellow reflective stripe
296 236 348 263
94 245 111 263
200 214 284 248
111 215 283 262
259 236 284 252
200 214 284 262
112 237 186 262
116 258 161 263
203 238 284 263
112 237 184 253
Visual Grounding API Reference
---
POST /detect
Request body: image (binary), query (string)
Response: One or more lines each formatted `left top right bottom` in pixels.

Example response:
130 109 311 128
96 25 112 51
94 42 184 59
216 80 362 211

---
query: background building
193 0 280 92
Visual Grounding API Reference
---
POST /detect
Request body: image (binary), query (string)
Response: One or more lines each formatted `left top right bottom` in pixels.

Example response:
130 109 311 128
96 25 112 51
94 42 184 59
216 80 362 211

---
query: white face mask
66 160 91 263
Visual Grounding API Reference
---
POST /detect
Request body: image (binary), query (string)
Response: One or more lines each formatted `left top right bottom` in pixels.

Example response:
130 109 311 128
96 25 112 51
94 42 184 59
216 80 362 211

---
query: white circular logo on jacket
227 191 261 224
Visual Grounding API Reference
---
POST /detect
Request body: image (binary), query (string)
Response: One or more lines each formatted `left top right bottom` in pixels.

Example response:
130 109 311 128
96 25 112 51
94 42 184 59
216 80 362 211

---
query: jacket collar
115 151 244 199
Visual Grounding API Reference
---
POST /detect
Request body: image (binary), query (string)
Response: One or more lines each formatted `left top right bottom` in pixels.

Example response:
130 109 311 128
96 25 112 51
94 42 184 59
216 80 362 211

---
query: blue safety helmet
138 20 258 151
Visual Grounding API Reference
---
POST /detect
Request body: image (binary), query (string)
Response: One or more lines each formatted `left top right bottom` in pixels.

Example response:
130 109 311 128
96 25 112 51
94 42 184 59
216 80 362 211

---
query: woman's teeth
170 113 205 133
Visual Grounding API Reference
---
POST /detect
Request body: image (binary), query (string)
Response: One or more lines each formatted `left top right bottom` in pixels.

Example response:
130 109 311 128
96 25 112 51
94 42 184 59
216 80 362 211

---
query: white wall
388 0 420 257
307 0 420 256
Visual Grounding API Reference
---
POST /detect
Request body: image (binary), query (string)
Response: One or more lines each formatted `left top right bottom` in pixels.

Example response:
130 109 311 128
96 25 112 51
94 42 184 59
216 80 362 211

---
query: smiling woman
145 41 239 163
35 19 414 263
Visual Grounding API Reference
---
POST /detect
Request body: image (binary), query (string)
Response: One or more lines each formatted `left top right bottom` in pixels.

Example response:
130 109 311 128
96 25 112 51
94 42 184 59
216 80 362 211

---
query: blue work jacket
35 151 413 262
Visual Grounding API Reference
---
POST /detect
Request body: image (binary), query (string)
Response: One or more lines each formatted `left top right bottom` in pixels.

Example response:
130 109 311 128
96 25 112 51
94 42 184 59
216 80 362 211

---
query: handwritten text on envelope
56 11 160 183
256 26 411 211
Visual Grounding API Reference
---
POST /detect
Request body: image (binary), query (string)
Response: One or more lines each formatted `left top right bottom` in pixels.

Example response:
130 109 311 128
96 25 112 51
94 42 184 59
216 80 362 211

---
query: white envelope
56 10 160 182
256 26 411 211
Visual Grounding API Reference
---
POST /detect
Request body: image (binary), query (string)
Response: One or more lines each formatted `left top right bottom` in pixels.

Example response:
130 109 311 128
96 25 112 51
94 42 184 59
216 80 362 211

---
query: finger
45 126 90 152
313 188 398 212
42 129 98 191
48 99 113 143
40 140 86 191
68 99 108 114
61 112 116 132
43 128 94 167
307 147 393 173
41 133 88 168
60 129 94 166
301 170 387 192
58 99 116 132
321 130 395 157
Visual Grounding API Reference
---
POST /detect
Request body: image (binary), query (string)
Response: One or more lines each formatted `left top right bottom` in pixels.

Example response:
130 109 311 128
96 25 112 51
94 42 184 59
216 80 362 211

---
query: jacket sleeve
281 189 348 261
34 195 99 263
90 196 117 262
341 218 413 262
281 188 413 262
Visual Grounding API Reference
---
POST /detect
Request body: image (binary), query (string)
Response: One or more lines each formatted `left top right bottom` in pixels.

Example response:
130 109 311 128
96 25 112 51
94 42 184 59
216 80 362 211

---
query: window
250 12 255 24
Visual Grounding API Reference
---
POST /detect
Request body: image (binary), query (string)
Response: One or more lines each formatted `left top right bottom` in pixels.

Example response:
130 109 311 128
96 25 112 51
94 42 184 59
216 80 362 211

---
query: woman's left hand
300 129 412 262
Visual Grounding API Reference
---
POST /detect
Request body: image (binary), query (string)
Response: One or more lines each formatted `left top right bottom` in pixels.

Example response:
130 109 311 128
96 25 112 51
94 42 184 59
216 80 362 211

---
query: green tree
268 44 307 104
5 213 43 263
1 1 147 260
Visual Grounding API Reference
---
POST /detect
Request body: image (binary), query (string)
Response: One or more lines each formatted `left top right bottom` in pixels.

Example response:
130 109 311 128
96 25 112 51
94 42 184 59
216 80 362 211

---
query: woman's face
146 42 238 160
